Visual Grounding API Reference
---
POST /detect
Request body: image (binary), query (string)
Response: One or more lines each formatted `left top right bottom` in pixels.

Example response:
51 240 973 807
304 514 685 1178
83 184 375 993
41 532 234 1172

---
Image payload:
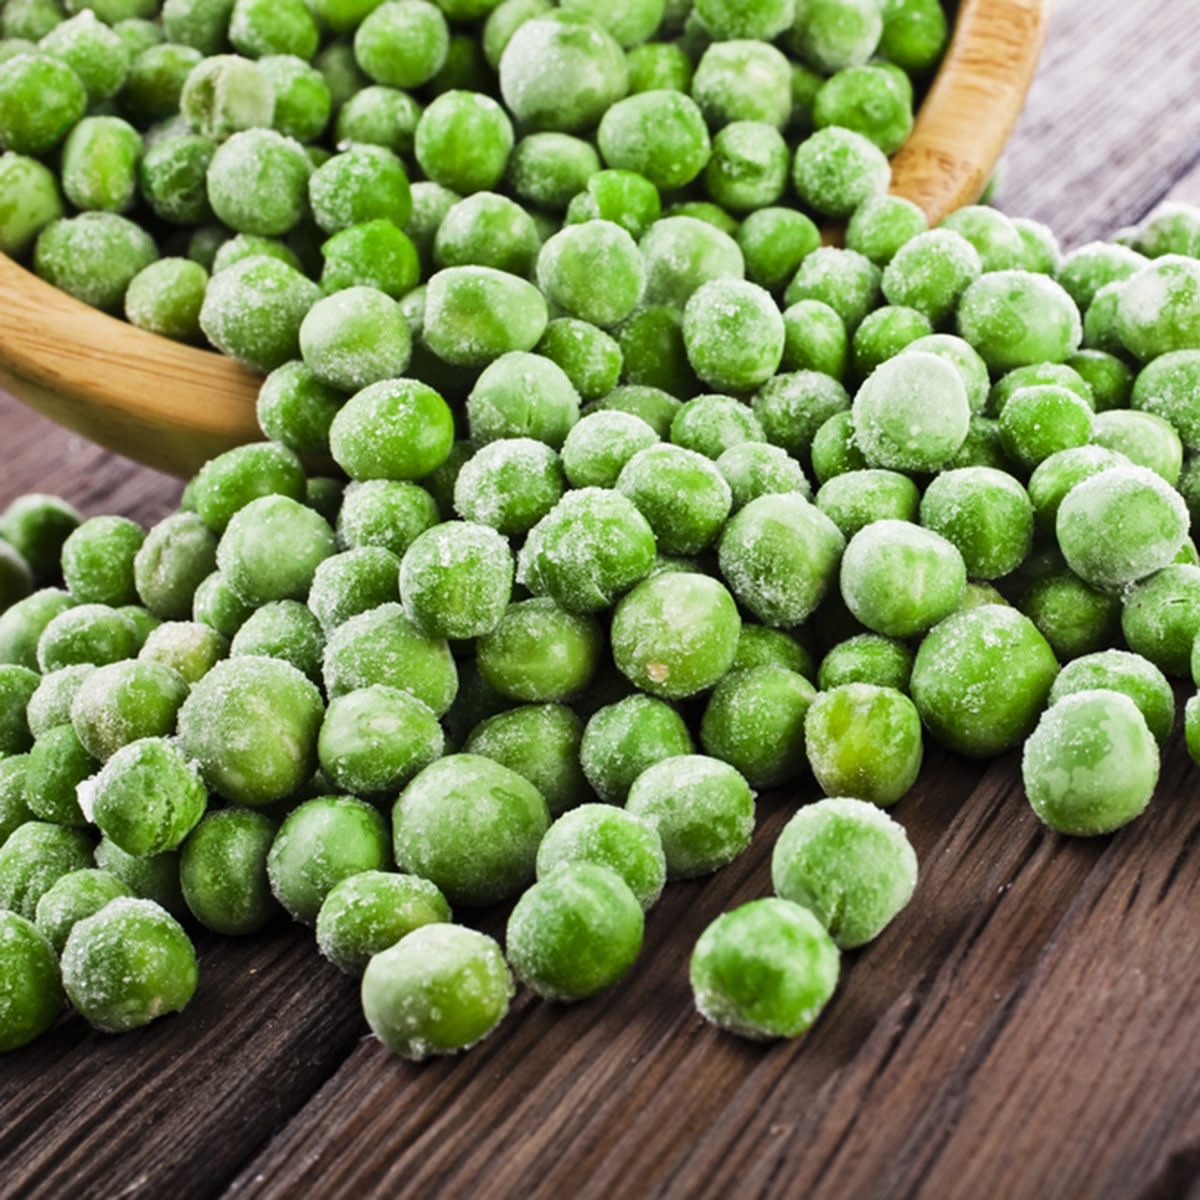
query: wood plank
0 928 362 1200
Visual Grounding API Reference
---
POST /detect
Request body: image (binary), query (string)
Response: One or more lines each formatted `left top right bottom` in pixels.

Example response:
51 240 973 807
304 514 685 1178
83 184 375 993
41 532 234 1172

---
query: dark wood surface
3 1 1200 1196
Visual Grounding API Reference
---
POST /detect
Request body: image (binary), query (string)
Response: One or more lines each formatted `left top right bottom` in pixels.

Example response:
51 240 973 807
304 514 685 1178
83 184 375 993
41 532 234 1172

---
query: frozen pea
0 152 63 257
998 384 1094 470
228 0 319 57
0 540 33 614
616 444 731 555
716 442 809 510
737 209 819 292
0 910 63 1051
477 599 601 702
947 416 1009 471
1013 216 1062 274
192 571 253 639
753 371 850 463
732 625 813 678
0 758 32 847
597 89 710 190
26 666 93 740
693 0 790 38
1022 691 1158 837
691 897 838 1041
414 89 512 194
0 53 86 156
1049 650 1174 746
773 795 916 950
192 441 306 535
216 495 334 606
846 194 927 268
682 278 784 393
700 664 814 787
199 255 321 371
940 206 1025 273
1019 571 1119 661
138 621 227 684
911 604 1059 757
852 351 970 473
1082 281 1126 356
690 39 790 129
1132 203 1200 259
536 804 663 911
180 54 274 140
354 1 447 89
323 602 457 716
878 0 946 71
638 216 742 316
785 246 881 331
434 191 538 277
362 924 513 1060
881 229 982 324
1093 410 1182 485
919 467 1034 580
0 821 94 918
1056 465 1189 592
308 548 400 633
59 116 140 214
212 233 301 275
330 379 454 484
206 128 310 237
336 481 440 559
121 42 203 122
317 870 449 976
498 12 627 135
626 39 691 92
719 492 844 626
780 300 848 379
703 121 788 213
267 795 390 924
792 126 889 220
320 220 420 300
424 266 548 366
483 0 550 68
71 660 188 762
538 220 645 329
177 656 322 806
626 754 753 880
813 64 912 154
580 693 693 804
37 603 137 671
0 664 37 755
537 320 623 402
1057 241 1147 312
507 132 599 213
568 168 661 240
40 11 128 105
1 0 63 41
299 288 411 393
90 738 207 857
1121 565 1200 677
958 270 1083 372
394 753 548 907
851 305 932 380
334 85 419 156
466 703 589 817
313 39 365 107
789 0 881 71
0 588 75 669
805 683 922 807
92 835 183 916
523 488 655 614
125 258 208 342
400 521 513 640
24 723 94 825
1131 350 1200 452
229 600 325 681
179 807 277 935
841 520 965 638
309 143 410 236
62 897 196 1033
818 632 912 692
34 867 130 954
34 212 157 313
257 54 331 142
507 862 643 1002
585 384 682 440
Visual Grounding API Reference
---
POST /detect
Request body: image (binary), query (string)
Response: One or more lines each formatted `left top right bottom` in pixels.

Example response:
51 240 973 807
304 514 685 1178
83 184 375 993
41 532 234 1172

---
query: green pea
0 910 64 1051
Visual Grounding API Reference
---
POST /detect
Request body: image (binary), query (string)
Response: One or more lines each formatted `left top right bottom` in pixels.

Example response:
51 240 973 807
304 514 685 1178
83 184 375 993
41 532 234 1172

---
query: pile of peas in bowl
3 0 1200 1060
0 0 950 348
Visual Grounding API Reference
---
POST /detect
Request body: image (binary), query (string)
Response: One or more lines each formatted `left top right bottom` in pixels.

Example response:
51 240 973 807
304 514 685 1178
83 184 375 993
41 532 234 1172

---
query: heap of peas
2 0 1200 1058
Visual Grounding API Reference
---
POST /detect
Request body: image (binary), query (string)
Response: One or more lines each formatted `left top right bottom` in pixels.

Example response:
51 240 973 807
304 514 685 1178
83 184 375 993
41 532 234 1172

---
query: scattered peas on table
0 0 1198 1066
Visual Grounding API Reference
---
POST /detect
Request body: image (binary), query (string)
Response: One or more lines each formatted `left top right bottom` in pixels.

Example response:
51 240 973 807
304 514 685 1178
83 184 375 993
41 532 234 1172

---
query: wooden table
3 1 1200 1195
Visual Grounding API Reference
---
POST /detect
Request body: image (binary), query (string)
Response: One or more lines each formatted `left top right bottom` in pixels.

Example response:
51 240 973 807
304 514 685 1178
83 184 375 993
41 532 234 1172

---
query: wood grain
2 0 1200 1197
0 0 1047 478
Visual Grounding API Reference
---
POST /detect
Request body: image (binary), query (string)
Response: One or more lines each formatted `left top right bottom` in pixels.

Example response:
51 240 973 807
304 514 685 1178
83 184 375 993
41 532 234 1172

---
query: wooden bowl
0 0 1048 479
